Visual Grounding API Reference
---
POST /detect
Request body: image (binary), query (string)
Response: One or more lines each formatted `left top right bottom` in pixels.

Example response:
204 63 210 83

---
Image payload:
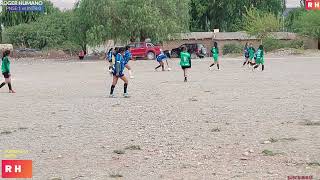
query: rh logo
1 160 32 178
305 0 320 10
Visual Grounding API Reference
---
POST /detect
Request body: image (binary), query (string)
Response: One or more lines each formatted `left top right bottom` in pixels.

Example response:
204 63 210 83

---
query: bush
222 44 243 55
3 11 80 51
263 37 284 52
263 37 304 52
288 40 304 49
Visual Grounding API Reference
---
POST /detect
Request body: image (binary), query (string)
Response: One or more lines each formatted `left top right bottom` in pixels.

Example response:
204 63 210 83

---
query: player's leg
120 76 129 97
110 76 118 97
243 58 248 66
261 59 265 71
183 68 188 82
0 81 5 89
160 61 165 71
5 74 15 93
125 64 134 79
165 60 171 71
155 62 162 70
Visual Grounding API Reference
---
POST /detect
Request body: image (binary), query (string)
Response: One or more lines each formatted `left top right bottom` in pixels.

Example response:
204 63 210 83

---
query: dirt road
1 56 319 179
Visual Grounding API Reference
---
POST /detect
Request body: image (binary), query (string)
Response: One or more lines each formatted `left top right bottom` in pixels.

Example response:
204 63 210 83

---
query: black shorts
181 66 191 69
3 72 10 78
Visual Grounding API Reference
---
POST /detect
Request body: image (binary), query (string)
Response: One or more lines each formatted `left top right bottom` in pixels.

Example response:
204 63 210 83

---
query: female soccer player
248 43 256 66
109 48 129 98
106 48 114 72
254 45 265 71
0 50 15 93
209 42 220 70
180 46 191 82
124 46 134 79
155 52 170 71
242 43 250 67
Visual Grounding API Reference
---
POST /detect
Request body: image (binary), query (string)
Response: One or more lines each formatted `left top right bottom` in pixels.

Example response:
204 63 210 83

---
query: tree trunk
140 31 147 42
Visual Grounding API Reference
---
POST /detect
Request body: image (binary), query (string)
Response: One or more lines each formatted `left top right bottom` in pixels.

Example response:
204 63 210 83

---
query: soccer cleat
123 93 130 98
109 94 115 98
167 68 172 71
130 75 134 79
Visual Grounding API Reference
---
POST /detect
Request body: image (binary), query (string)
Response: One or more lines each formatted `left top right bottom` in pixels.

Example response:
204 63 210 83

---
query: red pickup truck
128 42 162 60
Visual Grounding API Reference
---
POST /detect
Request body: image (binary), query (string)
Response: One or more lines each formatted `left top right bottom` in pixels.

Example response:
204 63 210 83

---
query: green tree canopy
3 11 81 52
75 0 190 46
0 0 59 27
243 8 282 41
190 0 284 32
293 10 320 39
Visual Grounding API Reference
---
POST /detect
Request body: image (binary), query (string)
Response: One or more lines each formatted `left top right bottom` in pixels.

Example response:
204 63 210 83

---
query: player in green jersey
0 50 15 93
209 42 220 70
179 46 191 82
253 45 265 71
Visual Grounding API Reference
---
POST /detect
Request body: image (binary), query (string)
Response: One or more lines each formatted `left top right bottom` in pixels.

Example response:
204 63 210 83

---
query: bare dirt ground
0 56 319 180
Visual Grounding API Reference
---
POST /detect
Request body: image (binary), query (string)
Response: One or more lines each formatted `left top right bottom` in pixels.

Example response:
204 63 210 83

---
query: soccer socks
7 83 12 91
210 63 215 67
254 65 259 69
110 84 128 95
217 64 220 70
155 65 161 70
243 61 247 66
110 85 115 95
0 82 5 89
124 83 128 93
262 65 265 71
184 77 187 82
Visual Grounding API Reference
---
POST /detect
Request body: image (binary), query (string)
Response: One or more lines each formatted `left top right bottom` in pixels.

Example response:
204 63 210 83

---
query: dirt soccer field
1 56 319 180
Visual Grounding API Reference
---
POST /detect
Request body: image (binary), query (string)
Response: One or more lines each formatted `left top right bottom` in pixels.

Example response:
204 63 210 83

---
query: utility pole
282 0 286 32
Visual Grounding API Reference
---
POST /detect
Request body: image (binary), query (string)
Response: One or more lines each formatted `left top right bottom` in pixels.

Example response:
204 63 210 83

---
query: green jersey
180 51 191 67
256 49 264 60
211 47 219 56
1 56 10 73
248 47 255 59
255 49 265 65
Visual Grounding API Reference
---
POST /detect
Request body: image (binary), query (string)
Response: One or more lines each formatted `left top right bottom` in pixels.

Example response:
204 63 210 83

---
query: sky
49 0 301 9
49 0 77 10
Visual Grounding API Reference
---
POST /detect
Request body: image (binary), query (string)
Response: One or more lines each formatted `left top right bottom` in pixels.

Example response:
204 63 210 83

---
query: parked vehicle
170 43 207 58
128 42 162 60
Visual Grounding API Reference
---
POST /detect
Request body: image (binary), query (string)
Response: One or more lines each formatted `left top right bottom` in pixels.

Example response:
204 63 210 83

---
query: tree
285 8 306 32
3 11 81 52
75 0 190 46
0 0 58 27
0 0 59 42
293 10 320 39
190 0 284 32
243 8 282 42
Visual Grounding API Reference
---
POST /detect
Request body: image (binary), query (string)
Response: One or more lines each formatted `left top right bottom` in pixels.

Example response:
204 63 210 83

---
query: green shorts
213 55 218 62
256 58 264 65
